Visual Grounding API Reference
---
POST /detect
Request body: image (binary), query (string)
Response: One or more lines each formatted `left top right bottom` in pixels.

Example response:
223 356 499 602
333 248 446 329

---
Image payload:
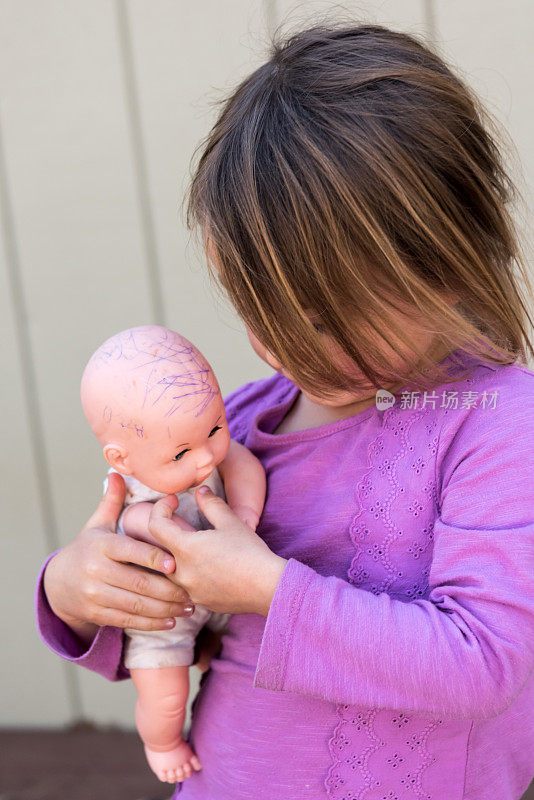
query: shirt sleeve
35 550 130 682
253 380 534 721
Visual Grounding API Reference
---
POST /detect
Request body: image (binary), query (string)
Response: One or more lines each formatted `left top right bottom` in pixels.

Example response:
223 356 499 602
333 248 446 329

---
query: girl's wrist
256 554 288 617
43 554 99 646
63 618 99 648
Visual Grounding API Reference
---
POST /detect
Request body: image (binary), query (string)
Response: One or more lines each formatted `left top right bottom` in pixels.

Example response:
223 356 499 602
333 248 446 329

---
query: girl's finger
103 561 191 605
95 584 194 622
104 529 175 575
85 472 126 532
195 485 240 529
91 605 181 632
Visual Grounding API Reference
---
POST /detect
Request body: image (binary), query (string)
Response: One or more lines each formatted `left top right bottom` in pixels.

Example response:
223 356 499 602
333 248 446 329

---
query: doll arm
120 502 196 545
217 438 267 530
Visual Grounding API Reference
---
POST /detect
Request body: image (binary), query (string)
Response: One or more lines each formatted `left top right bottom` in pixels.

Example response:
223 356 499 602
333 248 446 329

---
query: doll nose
196 447 214 471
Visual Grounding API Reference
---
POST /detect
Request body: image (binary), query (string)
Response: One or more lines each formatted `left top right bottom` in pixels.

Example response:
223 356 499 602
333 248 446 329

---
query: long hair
185 20 534 399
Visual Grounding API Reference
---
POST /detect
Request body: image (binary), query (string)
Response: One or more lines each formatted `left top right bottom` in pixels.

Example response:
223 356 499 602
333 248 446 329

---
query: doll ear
103 443 132 474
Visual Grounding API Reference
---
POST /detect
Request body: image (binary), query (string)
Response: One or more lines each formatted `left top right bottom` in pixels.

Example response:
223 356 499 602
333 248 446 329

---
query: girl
37 21 534 800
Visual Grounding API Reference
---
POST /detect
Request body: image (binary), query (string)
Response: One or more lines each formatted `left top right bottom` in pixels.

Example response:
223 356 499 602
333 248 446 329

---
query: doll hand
144 740 201 784
231 502 260 531
192 624 225 673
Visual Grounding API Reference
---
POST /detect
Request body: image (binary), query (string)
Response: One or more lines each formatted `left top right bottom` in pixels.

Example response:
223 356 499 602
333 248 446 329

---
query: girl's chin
280 368 381 406
304 388 377 407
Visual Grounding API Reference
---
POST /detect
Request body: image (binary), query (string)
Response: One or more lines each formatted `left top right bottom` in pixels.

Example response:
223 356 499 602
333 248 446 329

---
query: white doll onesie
103 467 231 669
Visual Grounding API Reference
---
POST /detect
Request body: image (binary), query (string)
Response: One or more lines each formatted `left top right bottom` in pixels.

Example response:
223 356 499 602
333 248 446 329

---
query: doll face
82 325 232 495
124 390 231 495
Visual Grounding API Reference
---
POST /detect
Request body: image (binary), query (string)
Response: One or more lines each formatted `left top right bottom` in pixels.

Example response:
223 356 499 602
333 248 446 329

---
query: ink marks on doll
82 325 221 428
92 326 203 374
120 419 145 438
102 406 145 439
142 367 216 419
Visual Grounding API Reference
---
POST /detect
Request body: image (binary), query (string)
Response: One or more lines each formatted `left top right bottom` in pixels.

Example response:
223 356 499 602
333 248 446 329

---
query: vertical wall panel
434 0 534 313
0 0 155 726
0 124 71 725
124 0 273 398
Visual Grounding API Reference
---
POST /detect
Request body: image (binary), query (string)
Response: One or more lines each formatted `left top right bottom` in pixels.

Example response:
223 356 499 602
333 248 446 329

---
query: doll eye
208 425 222 437
172 449 190 462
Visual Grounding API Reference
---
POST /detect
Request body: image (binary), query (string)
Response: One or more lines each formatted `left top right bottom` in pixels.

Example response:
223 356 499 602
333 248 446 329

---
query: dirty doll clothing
35 349 534 800
103 467 230 668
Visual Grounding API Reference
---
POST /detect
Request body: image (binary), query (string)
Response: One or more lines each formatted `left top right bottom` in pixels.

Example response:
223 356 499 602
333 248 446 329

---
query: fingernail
184 604 195 614
198 486 211 495
163 558 174 571
165 619 175 628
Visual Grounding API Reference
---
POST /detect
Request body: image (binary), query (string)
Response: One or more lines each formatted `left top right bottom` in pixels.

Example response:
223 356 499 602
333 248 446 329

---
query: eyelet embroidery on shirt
326 401 448 799
325 362 500 798
326 704 442 800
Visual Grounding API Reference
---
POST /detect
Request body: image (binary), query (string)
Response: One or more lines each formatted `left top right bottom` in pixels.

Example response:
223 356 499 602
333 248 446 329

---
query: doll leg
130 665 201 785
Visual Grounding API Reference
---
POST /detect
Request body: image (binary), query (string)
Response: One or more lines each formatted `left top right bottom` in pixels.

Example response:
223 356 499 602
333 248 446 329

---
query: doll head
81 325 231 495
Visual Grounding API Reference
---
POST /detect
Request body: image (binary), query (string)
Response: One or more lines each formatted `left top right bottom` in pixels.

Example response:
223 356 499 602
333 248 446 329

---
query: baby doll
80 324 266 784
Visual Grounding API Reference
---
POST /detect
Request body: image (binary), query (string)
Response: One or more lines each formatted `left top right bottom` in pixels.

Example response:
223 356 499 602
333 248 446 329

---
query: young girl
36 21 534 800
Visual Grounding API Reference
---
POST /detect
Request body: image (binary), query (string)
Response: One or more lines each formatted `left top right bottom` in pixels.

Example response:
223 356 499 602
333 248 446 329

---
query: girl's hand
148 487 288 616
43 472 195 635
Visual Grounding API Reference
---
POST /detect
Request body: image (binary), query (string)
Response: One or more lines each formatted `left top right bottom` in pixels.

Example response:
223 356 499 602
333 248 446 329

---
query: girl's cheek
245 326 282 370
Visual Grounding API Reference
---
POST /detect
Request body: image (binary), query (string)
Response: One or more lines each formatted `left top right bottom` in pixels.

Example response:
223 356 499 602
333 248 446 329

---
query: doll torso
103 464 229 668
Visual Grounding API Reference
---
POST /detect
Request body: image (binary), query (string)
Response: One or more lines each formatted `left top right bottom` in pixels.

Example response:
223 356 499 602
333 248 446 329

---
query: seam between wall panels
0 116 83 721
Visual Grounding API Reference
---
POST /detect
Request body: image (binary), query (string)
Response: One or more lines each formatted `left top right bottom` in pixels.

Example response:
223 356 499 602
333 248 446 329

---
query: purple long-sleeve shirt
35 349 534 800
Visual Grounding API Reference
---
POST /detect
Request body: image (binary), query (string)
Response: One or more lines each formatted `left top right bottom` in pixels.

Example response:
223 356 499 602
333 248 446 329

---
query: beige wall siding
1 0 532 726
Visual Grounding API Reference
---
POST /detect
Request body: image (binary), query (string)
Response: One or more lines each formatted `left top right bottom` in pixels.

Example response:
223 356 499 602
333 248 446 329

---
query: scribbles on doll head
81 325 221 441
88 326 217 418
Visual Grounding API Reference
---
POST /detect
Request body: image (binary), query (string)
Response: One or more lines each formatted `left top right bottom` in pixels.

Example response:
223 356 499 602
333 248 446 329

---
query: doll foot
144 741 202 784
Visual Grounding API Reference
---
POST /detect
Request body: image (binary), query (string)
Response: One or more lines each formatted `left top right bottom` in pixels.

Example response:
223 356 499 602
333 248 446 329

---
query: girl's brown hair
186 20 534 399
